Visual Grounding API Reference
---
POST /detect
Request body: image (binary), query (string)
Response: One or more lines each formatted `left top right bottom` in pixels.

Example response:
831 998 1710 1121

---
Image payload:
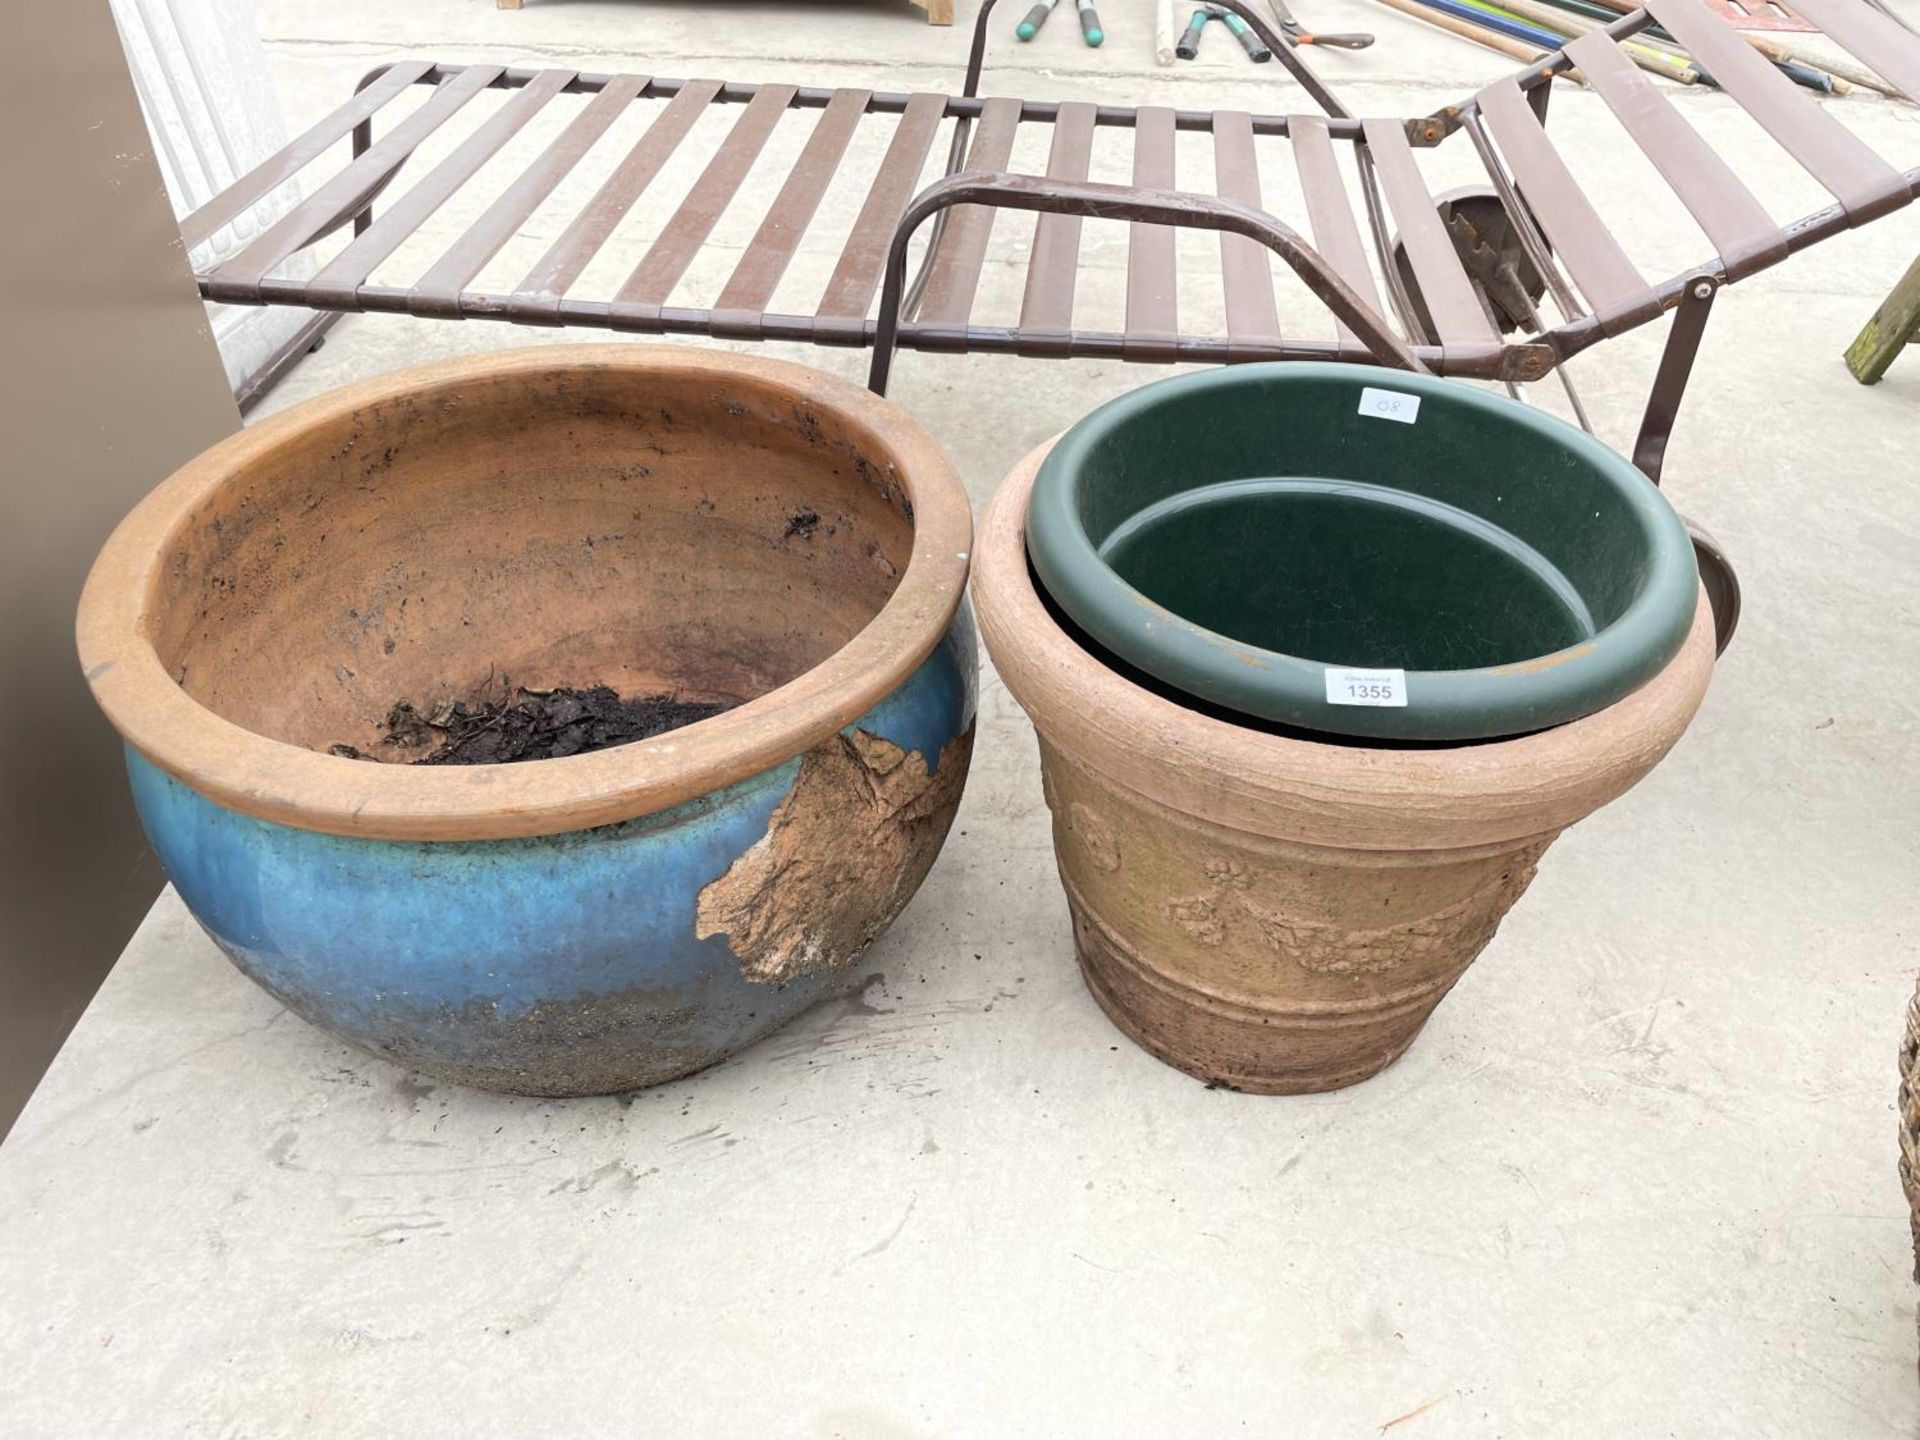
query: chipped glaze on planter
974 440 1714 1094
78 346 975 1096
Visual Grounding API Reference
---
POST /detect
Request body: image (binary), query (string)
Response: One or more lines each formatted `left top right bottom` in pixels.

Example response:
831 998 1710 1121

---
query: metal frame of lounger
178 0 1920 643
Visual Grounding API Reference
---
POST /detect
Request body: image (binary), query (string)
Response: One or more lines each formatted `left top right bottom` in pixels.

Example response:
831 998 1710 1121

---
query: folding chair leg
235 312 341 415
1632 275 1718 488
351 105 375 238
1629 275 1740 656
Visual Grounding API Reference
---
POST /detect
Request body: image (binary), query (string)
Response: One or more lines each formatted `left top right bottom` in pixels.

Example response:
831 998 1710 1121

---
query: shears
1265 0 1374 48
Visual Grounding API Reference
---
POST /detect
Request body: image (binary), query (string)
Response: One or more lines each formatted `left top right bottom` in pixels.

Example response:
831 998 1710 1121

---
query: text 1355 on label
1324 667 1408 707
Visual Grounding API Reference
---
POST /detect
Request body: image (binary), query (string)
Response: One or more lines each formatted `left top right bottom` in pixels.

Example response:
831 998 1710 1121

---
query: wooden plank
1844 252 1920 384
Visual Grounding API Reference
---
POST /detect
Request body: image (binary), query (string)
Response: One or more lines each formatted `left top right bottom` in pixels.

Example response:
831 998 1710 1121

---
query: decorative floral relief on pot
1159 845 1550 975
1067 801 1121 874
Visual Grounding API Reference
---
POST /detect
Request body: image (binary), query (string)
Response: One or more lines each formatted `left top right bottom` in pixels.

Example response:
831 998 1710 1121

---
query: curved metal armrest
870 171 1424 393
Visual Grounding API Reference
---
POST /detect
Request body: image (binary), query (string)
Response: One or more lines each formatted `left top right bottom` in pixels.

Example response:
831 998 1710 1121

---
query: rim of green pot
1025 363 1699 743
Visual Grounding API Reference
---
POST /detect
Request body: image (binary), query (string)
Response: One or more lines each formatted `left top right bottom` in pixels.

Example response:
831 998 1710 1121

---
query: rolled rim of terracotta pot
76 345 972 842
975 438 1715 853
1024 363 1699 743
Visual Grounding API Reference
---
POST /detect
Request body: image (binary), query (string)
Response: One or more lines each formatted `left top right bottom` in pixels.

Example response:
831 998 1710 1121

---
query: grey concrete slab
5 0 1920 1433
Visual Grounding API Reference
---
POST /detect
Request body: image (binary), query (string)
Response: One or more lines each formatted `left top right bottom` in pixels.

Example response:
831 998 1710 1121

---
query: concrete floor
5 0 1920 1433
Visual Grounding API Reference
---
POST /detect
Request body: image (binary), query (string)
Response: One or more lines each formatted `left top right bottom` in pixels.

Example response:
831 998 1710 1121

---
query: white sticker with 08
1358 387 1420 424
1324 667 1408 707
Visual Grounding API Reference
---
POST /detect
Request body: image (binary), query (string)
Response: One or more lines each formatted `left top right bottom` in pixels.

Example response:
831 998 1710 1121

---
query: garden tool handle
1263 0 1374 47
1214 8 1275 59
1176 7 1209 56
1077 0 1105 45
1015 0 1057 38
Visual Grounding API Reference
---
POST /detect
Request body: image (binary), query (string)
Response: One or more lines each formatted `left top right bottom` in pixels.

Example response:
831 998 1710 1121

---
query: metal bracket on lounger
1633 275 1719 487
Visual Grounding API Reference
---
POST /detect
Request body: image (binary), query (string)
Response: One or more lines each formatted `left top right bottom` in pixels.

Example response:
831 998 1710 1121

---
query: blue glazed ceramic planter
79 347 976 1095
125 614 975 1093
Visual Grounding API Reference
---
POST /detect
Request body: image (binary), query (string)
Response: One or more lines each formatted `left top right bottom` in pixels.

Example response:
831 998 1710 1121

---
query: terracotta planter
974 440 1714 1093
78 346 975 1096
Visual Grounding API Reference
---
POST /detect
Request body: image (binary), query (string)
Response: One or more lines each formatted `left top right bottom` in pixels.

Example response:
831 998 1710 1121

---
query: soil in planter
332 684 736 766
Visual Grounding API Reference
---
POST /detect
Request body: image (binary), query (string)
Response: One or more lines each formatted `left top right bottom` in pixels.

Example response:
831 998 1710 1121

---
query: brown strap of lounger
1125 106 1180 361
1785 0 1920 103
1562 35 1784 282
308 69 575 308
615 84 799 320
1289 114 1383 343
413 74 649 313
512 78 722 316
210 65 505 289
1475 78 1655 328
918 96 1024 330
1362 118 1497 347
180 60 434 254
1018 102 1098 350
1214 111 1283 356
712 88 871 334
818 92 948 326
1645 0 1906 221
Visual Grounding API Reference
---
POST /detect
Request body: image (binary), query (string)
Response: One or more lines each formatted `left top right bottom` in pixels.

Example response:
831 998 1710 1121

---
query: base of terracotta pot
1063 874 1459 1094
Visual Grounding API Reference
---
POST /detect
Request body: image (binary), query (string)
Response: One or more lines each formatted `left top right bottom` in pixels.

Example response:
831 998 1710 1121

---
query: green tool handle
1015 0 1057 39
1176 8 1209 57
1077 0 1104 46
1217 10 1274 59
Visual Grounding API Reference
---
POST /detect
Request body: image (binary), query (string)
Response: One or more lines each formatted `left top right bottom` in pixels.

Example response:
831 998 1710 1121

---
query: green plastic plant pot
1025 363 1700 743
